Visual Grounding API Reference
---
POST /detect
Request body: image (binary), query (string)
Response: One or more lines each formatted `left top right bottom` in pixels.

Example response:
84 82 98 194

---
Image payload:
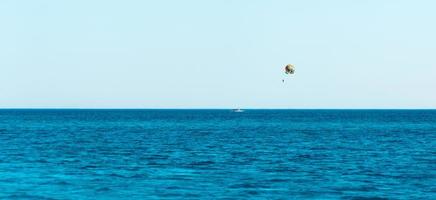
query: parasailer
282 64 295 82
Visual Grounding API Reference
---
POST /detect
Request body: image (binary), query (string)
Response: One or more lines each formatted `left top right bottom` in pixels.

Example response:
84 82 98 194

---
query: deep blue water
0 109 435 200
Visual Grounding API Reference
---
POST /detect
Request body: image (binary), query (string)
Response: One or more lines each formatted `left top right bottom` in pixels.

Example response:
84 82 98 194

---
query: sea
0 109 434 200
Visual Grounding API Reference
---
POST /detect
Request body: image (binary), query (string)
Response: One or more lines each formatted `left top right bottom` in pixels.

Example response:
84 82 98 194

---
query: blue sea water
0 109 434 200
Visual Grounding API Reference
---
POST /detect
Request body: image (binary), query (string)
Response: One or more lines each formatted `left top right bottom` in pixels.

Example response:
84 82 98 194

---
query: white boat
232 108 244 113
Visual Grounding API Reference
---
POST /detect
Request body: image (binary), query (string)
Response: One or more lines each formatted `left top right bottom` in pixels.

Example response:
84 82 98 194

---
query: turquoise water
0 109 434 199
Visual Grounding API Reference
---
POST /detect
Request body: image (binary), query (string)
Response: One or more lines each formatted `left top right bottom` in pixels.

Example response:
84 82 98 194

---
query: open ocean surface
0 109 434 200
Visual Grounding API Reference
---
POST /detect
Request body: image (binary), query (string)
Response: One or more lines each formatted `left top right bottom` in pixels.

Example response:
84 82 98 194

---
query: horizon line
0 108 435 110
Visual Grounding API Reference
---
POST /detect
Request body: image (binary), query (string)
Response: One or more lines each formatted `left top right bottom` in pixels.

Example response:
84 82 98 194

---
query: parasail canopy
285 64 295 75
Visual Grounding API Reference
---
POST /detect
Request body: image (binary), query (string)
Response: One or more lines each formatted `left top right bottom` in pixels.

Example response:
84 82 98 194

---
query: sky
1 0 435 108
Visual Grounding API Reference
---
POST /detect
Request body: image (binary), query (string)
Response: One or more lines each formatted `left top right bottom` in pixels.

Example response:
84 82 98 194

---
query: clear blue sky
1 0 435 108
